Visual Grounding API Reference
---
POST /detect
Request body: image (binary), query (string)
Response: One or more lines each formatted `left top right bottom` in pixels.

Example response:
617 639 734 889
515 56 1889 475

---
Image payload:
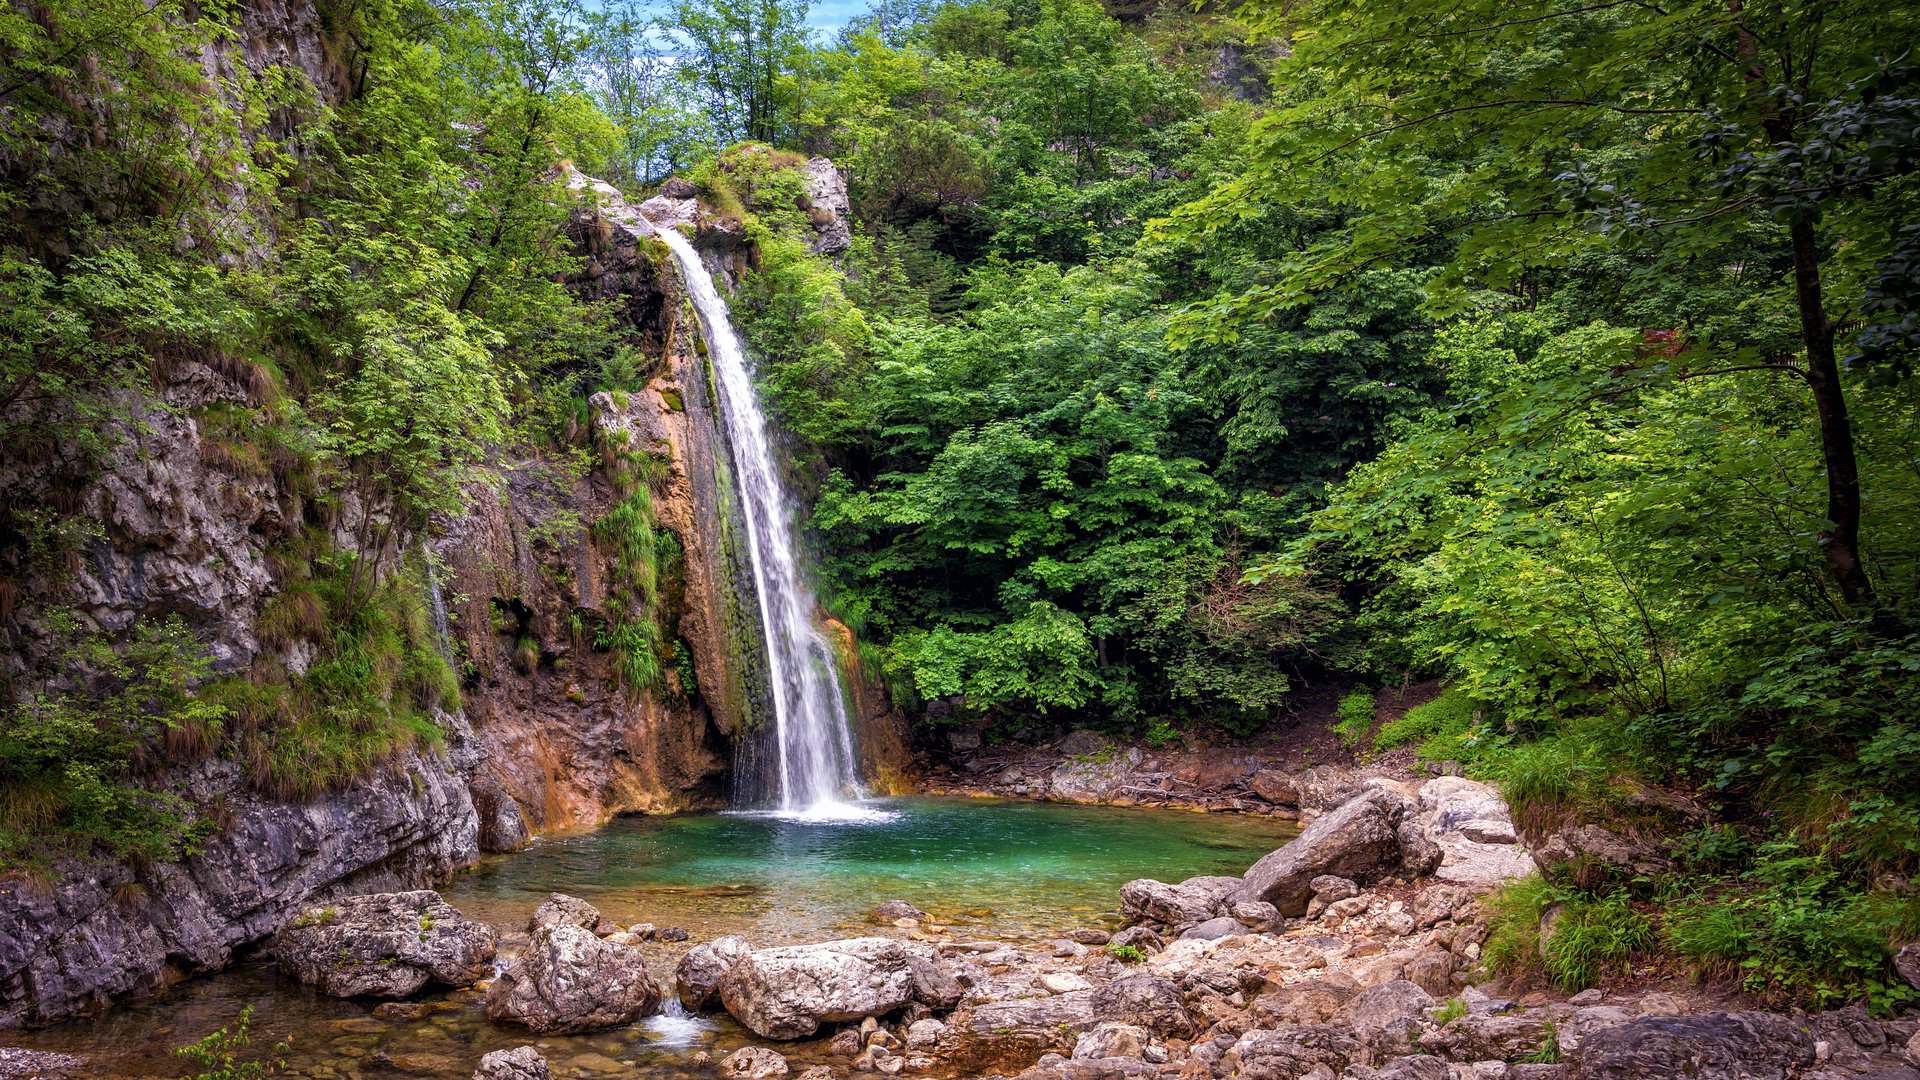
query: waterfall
650 226 873 820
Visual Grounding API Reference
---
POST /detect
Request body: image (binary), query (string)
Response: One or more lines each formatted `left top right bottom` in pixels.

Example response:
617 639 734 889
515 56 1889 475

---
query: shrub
1105 943 1148 963
217 558 455 801
1480 875 1654 991
0 612 225 869
1374 688 1476 754
175 1005 285 1079
1332 689 1376 748
1663 845 1920 1012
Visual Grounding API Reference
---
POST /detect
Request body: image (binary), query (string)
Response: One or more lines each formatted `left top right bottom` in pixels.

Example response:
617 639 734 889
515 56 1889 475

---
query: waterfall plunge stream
652 227 881 822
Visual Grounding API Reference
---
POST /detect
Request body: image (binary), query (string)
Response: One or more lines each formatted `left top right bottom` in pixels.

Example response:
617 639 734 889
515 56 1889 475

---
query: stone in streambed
528 893 602 932
0 1048 83 1079
718 938 916 1039
484 923 662 1034
472 1046 551 1080
720 1046 790 1078
677 935 752 1010
274 891 497 998
872 899 928 922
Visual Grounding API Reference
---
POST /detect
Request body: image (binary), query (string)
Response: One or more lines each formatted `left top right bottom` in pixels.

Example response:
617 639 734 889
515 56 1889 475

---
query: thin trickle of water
650 226 875 820
426 570 454 660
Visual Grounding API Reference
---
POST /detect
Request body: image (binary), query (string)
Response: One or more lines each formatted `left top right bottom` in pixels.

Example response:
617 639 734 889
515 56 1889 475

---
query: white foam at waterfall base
728 798 900 825
645 994 716 1047
650 225 870 818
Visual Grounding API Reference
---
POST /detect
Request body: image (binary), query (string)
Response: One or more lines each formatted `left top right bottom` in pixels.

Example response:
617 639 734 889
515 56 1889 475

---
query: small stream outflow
651 227 868 818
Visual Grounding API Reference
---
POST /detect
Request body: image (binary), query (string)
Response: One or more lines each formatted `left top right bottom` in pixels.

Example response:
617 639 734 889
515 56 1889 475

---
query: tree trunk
1788 217 1875 608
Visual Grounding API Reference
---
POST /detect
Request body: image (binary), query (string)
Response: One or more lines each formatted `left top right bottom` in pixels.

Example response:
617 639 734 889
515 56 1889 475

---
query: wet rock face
0 751 480 1028
272 891 496 998
717 938 917 1039
1568 1011 1816 1079
485 924 663 1034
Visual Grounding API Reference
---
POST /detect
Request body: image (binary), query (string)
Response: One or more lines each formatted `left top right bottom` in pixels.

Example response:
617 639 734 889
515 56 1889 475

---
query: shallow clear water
13 797 1295 1079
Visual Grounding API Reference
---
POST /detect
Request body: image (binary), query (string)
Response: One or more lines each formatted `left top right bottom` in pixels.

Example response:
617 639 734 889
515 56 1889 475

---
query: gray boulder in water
485 923 662 1034
676 934 752 1010
273 891 497 998
717 937 916 1039
472 1046 551 1080
528 893 602 932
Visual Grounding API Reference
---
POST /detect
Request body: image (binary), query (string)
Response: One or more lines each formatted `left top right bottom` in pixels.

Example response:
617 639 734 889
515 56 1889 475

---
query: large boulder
676 935 752 1010
1419 777 1517 845
1119 875 1240 925
1221 1025 1362 1080
1235 789 1426 915
1894 943 1920 992
717 938 915 1039
528 893 603 932
1090 974 1192 1039
1415 777 1534 887
484 923 663 1034
952 992 1099 1067
1568 1011 1816 1079
1530 823 1673 879
1345 979 1434 1056
273 891 496 998
473 1046 551 1080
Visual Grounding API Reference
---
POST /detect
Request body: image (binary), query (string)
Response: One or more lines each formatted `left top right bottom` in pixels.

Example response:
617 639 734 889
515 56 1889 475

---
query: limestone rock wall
0 742 480 1027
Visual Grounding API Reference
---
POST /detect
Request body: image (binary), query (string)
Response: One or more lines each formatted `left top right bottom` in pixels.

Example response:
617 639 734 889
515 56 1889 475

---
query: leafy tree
664 0 818 144
1164 0 1920 611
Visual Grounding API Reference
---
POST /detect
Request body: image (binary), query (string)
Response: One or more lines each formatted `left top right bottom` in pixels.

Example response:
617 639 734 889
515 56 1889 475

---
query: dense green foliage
2 0 1916 1012
0 0 627 866
688 0 1919 1007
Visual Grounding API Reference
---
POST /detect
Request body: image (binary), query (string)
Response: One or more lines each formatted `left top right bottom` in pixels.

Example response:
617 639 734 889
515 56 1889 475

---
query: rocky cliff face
0 739 479 1027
